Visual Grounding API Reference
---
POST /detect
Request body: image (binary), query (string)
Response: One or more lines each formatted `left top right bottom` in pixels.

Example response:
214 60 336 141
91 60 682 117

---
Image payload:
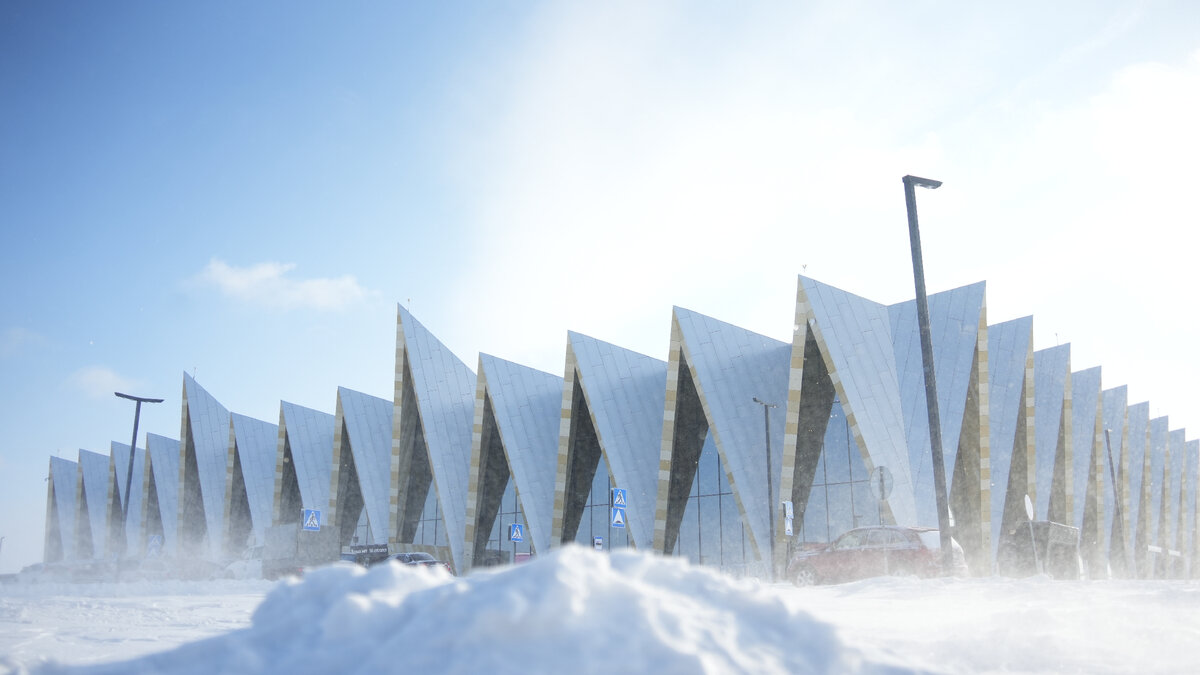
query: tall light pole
115 392 163 556
903 174 954 575
1104 428 1130 576
753 396 778 581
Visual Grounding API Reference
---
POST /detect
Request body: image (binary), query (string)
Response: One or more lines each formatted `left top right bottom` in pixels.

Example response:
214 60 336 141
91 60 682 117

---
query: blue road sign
302 509 321 532
611 506 626 528
612 488 627 507
510 523 524 543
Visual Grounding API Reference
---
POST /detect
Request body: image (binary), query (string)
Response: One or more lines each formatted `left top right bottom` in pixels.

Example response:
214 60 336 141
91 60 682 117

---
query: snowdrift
35 546 885 674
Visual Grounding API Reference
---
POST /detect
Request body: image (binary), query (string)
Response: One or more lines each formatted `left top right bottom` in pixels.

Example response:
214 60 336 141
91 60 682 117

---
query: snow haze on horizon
3 547 1199 674
4 2 1200 574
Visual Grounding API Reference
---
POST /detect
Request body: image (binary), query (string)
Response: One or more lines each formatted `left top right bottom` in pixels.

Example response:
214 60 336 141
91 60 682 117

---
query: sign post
1025 495 1041 575
611 488 627 529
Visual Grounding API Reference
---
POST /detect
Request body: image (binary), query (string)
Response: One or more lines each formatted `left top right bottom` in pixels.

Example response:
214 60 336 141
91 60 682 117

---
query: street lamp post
752 396 778 581
115 392 163 555
902 174 955 575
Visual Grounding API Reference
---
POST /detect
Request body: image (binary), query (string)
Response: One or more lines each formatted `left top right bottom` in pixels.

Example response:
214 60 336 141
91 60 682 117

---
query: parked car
220 545 265 580
385 551 452 574
786 526 967 586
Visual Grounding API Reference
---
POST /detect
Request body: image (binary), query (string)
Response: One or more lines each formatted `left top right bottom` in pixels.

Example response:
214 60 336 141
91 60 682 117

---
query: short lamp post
753 396 778 581
902 174 955 575
115 392 163 555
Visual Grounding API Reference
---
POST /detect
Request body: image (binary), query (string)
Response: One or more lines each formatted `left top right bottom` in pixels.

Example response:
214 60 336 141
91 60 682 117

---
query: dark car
786 526 967 586
385 551 453 574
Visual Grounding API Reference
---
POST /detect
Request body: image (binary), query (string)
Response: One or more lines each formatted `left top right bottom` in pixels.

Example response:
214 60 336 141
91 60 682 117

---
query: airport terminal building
42 275 1200 580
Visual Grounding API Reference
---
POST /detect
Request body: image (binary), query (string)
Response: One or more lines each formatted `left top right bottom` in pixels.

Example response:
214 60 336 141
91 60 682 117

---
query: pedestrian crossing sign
510 523 524 543
302 509 321 531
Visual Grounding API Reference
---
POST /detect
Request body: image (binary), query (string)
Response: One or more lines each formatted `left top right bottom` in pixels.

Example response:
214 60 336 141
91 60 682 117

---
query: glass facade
799 398 882 543
412 485 448 547
671 433 753 575
572 456 630 550
482 479 532 562
350 509 374 546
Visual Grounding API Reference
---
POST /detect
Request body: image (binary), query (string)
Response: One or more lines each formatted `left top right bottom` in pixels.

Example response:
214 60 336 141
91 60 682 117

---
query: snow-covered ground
2 547 1198 674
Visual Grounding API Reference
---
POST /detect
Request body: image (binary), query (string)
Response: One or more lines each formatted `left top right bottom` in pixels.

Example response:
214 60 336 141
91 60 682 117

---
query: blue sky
3 1 1199 573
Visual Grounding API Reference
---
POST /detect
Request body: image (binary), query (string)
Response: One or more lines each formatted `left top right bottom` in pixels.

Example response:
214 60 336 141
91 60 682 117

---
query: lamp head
903 175 942 190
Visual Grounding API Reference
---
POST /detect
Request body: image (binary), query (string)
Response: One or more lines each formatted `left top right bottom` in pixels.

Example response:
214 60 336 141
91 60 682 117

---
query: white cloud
1 327 42 358
931 47 1200 430
426 4 1200 433
70 366 142 400
197 259 375 311
436 3 947 371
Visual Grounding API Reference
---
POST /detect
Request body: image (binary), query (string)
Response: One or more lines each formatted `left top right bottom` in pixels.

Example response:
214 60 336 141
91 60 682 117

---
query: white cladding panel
673 306 790 557
231 413 279 546
1101 386 1128 559
799 276 915 526
337 388 393 543
147 434 181 557
399 305 475 573
1033 345 1070 520
890 282 986 528
110 441 146 557
1070 367 1102 529
569 331 667 550
183 374 232 559
986 316 1032 556
1168 428 1187 551
1125 402 1150 563
50 456 78 561
280 401 335 513
479 354 562 554
78 449 110 559
1148 416 1169 547
1185 440 1198 564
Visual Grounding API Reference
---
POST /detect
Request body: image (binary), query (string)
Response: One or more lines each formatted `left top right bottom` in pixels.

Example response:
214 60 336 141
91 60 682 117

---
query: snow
0 579 270 671
2 547 1199 674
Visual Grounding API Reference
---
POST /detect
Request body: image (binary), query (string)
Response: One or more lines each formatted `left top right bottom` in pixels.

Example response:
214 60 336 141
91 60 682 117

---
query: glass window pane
698 437 719 496
676 496 700 564
849 436 870 482
720 493 744 566
824 410 852 484
591 464 608 507
803 485 828 542
852 480 881 527
826 483 855 540
592 502 607 542
698 495 721 565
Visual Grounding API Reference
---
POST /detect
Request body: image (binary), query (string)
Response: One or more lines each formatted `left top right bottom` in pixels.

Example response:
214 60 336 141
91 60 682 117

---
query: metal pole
115 392 163 555
753 397 777 581
903 174 954 575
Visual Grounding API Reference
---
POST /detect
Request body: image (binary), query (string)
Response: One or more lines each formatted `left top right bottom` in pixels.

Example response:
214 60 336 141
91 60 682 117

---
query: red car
786 526 967 586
